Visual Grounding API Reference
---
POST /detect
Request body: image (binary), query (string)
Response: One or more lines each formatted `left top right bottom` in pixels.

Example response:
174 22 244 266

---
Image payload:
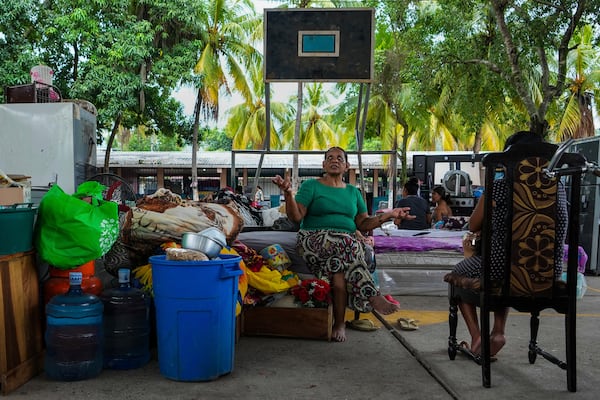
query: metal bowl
181 228 227 258
197 227 227 247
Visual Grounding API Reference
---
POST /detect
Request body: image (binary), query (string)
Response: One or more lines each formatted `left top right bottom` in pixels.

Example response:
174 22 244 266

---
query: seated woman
443 131 568 357
431 186 452 226
272 146 412 342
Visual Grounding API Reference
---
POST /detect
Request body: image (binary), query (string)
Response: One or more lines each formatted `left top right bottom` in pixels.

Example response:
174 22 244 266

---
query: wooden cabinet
0 251 44 395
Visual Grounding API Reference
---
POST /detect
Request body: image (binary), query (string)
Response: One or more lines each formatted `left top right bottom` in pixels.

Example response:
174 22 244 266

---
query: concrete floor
7 274 600 400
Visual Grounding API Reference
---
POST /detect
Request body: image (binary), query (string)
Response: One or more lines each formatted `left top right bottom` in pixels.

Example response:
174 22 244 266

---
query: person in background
234 185 250 206
431 186 453 226
394 177 431 230
272 146 413 342
443 131 568 358
254 185 264 203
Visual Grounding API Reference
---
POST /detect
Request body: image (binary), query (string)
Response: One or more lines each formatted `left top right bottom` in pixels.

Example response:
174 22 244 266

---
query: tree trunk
397 121 410 203
473 128 485 185
139 63 146 112
574 92 595 138
390 136 398 208
103 113 122 173
528 116 548 137
472 128 482 153
73 41 79 81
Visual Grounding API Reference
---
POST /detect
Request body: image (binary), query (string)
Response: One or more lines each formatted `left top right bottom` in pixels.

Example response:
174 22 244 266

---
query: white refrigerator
0 103 97 198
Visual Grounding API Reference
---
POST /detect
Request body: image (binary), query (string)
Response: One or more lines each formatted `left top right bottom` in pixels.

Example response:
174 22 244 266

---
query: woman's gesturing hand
392 207 416 225
272 175 292 193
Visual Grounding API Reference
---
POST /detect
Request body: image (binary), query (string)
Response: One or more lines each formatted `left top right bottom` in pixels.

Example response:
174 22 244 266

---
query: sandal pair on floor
397 317 419 331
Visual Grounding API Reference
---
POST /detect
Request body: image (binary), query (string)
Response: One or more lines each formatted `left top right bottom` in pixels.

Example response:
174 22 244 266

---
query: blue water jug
101 268 151 369
45 271 104 381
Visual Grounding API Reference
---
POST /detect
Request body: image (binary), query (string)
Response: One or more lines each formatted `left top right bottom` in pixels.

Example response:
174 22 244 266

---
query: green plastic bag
34 183 119 269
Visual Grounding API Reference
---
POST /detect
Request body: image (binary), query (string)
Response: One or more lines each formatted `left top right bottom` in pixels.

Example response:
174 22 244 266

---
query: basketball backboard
264 8 374 82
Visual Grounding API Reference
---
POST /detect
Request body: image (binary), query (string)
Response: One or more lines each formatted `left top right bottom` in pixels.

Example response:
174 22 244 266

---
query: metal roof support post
292 82 303 191
231 151 236 189
355 83 371 202
250 83 271 195
265 82 271 152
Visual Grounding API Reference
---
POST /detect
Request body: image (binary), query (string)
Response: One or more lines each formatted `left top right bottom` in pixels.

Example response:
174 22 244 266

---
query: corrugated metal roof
97 150 480 170
97 150 398 169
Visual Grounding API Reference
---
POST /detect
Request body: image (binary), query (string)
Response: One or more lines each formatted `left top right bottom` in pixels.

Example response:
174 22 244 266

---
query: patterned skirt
296 229 378 313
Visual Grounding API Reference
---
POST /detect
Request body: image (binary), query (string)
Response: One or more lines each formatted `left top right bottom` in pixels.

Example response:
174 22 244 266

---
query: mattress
372 228 466 295
373 227 464 249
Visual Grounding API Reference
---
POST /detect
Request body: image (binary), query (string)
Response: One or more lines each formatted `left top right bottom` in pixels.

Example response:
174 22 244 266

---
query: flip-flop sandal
459 341 497 362
346 319 379 332
397 317 419 331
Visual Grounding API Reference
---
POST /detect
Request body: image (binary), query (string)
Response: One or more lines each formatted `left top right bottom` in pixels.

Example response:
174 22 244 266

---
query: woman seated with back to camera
394 177 431 230
272 146 413 342
443 131 568 358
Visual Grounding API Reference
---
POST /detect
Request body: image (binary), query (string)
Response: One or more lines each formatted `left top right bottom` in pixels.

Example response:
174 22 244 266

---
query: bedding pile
103 188 245 275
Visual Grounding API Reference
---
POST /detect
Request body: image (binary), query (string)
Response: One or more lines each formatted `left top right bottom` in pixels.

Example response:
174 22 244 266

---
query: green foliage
1 0 599 157
1 0 207 146
200 127 233 151
0 1 46 91
120 129 183 151
125 131 153 152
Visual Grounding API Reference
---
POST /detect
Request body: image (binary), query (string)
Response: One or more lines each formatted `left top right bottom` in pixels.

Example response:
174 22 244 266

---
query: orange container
43 260 103 304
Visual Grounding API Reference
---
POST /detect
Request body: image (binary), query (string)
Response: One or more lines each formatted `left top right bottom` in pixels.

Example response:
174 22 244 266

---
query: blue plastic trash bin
270 194 280 208
150 254 242 381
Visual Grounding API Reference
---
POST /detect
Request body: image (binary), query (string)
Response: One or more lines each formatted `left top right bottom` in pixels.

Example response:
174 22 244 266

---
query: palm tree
224 60 290 150
556 24 600 141
280 83 344 150
190 0 261 200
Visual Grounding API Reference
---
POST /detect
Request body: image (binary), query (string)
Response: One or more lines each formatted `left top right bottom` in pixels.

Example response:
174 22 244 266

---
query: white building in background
97 149 484 212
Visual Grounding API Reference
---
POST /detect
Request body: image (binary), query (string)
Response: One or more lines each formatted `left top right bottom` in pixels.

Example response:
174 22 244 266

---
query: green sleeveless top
294 179 366 233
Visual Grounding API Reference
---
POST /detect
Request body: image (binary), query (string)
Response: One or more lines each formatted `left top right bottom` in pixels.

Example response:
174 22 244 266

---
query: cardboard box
0 175 31 206
0 187 26 206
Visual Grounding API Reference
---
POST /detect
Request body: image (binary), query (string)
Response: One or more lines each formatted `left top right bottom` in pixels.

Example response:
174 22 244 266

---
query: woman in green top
272 147 413 342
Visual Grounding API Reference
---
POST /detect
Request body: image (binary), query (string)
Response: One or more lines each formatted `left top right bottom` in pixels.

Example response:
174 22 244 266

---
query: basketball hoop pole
355 83 371 203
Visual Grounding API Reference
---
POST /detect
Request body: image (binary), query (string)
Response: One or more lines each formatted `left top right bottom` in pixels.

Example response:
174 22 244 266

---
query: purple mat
374 235 463 253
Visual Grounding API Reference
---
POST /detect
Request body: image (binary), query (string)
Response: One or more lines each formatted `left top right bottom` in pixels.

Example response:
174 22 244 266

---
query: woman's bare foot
332 323 347 342
490 334 506 356
470 334 505 356
369 295 401 315
470 336 481 355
